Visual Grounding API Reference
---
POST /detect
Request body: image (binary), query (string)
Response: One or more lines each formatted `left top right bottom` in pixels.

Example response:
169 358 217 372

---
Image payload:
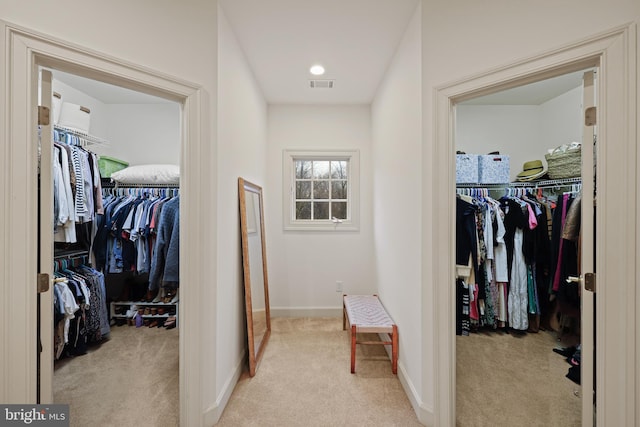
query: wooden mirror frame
238 177 271 376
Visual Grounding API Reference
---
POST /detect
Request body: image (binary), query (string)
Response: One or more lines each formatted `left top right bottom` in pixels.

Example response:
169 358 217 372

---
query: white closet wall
539 86 583 149
104 103 180 166
456 85 583 181
52 77 180 166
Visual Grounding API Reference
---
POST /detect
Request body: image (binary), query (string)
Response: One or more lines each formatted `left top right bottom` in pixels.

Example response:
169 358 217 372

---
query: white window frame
283 149 359 231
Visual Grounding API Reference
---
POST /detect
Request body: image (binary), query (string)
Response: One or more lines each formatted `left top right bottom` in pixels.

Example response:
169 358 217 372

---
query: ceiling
50 1 585 106
51 69 173 104
459 71 586 105
219 0 421 104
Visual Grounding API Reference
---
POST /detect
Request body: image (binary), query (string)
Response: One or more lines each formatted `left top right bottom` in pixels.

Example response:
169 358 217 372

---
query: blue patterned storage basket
479 155 510 184
456 154 479 184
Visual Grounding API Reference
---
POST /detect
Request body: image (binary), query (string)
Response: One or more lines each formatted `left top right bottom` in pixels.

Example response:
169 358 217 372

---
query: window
283 149 359 231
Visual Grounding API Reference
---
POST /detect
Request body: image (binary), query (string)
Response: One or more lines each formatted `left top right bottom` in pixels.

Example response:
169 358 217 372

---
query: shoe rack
110 301 179 328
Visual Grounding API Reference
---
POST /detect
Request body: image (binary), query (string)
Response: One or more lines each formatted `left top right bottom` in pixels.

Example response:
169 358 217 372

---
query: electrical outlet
336 281 343 293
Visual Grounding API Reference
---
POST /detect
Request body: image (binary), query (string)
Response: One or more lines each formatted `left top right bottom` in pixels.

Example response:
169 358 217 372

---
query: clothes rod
456 177 581 189
54 249 89 259
104 183 180 189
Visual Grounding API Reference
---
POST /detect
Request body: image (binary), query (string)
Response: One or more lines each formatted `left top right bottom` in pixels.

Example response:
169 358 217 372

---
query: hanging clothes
53 264 110 359
455 184 576 335
52 128 103 249
149 195 180 291
508 227 528 330
94 188 180 296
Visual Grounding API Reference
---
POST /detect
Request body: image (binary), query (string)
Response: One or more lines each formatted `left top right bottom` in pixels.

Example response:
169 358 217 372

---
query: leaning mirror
238 177 271 376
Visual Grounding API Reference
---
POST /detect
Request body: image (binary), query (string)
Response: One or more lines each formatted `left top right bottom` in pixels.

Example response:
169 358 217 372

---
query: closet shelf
54 248 89 259
54 249 90 272
110 301 179 326
456 177 582 189
102 181 180 189
54 125 109 146
111 300 178 306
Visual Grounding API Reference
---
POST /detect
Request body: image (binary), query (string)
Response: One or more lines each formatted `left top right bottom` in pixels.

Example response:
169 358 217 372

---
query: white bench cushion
344 295 394 333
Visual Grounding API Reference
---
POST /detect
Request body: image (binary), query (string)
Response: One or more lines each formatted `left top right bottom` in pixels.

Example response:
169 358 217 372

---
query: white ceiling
219 0 420 104
459 71 586 105
51 70 172 104
49 2 586 106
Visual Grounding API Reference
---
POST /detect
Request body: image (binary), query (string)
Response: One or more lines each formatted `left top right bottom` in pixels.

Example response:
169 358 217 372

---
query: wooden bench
343 294 398 374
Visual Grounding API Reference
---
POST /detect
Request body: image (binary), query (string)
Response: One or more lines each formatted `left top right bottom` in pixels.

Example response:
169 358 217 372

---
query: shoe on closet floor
163 316 177 329
566 356 580 367
170 289 179 303
152 288 165 303
143 289 158 302
566 365 580 385
553 346 576 358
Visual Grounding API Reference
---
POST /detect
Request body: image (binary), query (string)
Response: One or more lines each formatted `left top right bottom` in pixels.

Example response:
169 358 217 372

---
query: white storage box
456 154 479 184
479 154 510 184
58 102 91 133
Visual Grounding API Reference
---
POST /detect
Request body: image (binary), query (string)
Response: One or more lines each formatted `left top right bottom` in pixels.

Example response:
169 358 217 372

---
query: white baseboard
379 333 434 426
397 362 434 426
270 306 342 317
202 351 246 426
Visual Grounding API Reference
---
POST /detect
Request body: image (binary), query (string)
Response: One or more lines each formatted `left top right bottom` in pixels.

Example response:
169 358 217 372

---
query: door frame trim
432 23 637 426
0 20 208 427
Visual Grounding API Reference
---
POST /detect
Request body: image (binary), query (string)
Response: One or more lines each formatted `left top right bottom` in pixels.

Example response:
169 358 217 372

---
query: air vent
309 79 334 89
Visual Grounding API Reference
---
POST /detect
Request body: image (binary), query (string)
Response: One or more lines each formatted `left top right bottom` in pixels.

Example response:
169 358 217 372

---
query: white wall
455 105 540 181
421 0 639 421
266 105 375 315
214 5 267 421
456 85 583 182
539 86 584 149
1 1 219 87
371 2 424 415
104 103 181 166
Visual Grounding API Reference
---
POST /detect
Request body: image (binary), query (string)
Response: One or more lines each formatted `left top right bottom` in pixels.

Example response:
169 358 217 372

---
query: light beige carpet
216 317 422 427
456 329 582 427
53 323 179 427
52 318 582 427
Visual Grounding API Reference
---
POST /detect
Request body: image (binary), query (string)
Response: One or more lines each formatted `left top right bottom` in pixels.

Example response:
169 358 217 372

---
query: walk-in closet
43 69 182 425
454 69 594 426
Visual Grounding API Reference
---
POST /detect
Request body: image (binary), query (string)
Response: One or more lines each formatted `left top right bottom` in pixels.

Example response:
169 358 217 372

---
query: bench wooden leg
351 325 357 374
392 324 398 375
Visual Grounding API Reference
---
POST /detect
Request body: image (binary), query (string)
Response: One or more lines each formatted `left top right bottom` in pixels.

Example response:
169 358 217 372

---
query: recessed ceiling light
310 64 325 76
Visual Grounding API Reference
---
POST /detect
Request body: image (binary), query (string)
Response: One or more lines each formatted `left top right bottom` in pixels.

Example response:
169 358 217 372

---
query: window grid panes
294 160 348 221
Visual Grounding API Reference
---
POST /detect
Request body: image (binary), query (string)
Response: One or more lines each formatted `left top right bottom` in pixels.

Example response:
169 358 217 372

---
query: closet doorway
40 68 182 425
452 68 597 426
433 26 635 427
1 23 206 426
